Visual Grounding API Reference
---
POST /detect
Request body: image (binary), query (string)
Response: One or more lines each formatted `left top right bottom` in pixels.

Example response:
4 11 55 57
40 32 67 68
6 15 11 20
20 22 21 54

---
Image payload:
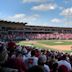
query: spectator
38 55 50 72
7 39 16 52
52 63 58 72
57 55 72 72
25 49 38 68
0 43 18 72
28 66 44 72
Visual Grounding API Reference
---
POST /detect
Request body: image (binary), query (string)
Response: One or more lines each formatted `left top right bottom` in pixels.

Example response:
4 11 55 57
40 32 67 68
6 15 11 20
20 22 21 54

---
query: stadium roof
0 20 27 25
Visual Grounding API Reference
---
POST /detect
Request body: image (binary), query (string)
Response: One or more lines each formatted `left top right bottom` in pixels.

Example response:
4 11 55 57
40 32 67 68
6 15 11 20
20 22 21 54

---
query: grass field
17 40 72 53
37 40 72 45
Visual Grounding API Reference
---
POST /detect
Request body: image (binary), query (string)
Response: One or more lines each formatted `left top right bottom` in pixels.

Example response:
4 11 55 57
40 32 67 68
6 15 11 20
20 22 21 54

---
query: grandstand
0 20 72 41
0 20 72 72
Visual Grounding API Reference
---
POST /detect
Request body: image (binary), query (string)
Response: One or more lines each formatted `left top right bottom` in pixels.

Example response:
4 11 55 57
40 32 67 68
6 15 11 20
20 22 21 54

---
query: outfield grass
17 41 56 50
17 40 72 53
64 50 72 53
37 40 72 45
17 40 72 46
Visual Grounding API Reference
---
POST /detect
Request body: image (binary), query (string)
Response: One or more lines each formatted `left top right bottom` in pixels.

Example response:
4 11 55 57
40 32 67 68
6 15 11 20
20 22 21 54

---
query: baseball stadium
0 0 72 72
0 20 72 52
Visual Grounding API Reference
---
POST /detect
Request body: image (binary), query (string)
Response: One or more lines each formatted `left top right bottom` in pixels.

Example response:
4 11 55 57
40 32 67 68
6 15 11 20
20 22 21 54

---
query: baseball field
17 40 72 53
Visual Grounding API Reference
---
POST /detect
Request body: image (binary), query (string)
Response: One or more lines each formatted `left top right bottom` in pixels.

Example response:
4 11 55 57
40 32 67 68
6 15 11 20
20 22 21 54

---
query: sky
0 0 72 27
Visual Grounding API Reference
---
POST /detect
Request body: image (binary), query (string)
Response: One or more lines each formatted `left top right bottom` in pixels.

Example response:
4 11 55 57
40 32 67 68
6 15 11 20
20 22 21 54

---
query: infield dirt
23 40 72 51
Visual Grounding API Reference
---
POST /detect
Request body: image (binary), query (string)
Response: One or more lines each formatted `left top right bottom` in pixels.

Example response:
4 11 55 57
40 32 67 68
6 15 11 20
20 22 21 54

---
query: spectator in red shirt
7 39 16 52
4 52 27 72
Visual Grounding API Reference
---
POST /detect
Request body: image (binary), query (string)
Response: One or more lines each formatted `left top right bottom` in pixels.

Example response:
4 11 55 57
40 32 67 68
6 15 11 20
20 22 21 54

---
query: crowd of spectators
25 33 72 40
0 40 72 72
0 33 26 41
1 33 72 41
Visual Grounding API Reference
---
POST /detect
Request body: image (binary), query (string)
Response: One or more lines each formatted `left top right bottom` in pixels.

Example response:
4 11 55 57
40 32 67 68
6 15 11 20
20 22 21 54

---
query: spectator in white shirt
38 55 50 72
58 55 72 72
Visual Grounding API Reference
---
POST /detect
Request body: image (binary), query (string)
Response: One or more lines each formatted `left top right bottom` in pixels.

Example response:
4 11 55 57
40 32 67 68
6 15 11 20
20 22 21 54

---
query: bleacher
0 40 72 72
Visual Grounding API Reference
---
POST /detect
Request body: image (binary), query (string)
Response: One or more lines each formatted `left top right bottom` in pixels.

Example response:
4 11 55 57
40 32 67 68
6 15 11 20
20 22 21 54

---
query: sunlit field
17 40 72 53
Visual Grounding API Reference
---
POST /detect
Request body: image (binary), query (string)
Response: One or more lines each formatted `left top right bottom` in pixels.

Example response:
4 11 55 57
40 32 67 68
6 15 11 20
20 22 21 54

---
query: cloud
51 18 72 25
51 18 63 23
3 13 40 23
2 13 50 26
32 3 57 11
22 0 48 3
60 7 72 17
27 22 48 26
